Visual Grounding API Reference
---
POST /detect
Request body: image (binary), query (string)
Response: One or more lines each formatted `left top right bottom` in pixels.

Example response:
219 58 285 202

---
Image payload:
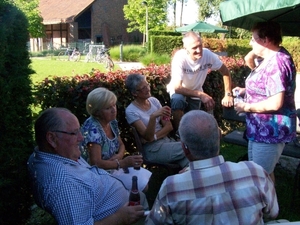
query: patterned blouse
81 116 120 160
245 47 296 143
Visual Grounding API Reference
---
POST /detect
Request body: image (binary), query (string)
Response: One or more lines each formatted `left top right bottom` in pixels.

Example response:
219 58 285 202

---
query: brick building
30 0 142 51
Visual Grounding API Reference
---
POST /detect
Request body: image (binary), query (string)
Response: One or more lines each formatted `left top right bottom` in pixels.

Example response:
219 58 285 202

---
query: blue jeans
171 93 201 113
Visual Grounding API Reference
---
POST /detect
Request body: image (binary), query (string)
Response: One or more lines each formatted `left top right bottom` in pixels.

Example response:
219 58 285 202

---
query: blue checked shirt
145 155 278 225
27 148 129 224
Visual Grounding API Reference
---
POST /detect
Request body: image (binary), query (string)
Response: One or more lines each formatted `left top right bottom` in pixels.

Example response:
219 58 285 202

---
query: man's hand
95 205 144 225
201 93 215 111
118 205 145 225
221 95 234 107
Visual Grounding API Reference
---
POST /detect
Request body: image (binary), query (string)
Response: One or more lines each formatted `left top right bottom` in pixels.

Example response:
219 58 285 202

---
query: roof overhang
39 0 95 25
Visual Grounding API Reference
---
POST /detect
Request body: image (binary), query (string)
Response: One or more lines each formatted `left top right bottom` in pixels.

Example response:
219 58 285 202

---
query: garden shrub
33 65 172 151
0 2 34 224
33 57 250 152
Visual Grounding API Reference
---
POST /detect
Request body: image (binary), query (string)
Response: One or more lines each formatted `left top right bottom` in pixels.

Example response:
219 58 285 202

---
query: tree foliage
195 0 222 21
124 0 168 33
10 0 44 38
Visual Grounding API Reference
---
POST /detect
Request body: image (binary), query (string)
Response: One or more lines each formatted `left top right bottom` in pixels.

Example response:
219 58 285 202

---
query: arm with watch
218 63 234 108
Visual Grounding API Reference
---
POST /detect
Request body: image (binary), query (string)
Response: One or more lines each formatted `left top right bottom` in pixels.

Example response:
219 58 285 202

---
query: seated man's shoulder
227 160 269 176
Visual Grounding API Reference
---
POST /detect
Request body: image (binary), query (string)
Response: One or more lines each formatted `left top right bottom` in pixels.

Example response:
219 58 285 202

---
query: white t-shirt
167 48 223 99
126 97 163 133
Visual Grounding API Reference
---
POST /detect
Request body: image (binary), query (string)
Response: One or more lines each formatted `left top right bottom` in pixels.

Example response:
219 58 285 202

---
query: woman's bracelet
115 159 120 170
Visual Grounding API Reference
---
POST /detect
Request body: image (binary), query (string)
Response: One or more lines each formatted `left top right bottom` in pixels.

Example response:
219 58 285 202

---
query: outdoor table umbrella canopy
219 0 300 36
175 21 228 33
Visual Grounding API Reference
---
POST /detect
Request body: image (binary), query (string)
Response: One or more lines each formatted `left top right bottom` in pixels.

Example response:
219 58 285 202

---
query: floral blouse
245 47 296 144
81 116 120 160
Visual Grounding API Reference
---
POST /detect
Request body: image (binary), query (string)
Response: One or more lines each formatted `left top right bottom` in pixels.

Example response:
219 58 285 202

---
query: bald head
178 110 220 160
182 31 201 48
182 31 203 61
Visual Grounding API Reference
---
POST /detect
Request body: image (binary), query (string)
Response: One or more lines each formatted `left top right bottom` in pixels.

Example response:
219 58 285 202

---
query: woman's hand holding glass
122 153 143 169
160 106 171 121
232 87 245 97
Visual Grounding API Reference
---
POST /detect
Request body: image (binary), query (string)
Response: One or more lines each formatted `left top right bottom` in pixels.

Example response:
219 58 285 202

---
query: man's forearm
222 74 232 95
174 85 203 99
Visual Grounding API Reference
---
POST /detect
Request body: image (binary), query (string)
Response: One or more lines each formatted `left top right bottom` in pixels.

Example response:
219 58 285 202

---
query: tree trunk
173 1 176 27
179 0 184 26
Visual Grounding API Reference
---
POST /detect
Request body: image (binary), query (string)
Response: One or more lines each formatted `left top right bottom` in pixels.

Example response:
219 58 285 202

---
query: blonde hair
86 87 117 116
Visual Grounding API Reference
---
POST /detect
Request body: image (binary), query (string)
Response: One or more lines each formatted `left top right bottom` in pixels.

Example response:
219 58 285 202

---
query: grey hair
182 31 201 48
86 87 117 117
35 107 70 150
125 74 146 94
178 110 220 159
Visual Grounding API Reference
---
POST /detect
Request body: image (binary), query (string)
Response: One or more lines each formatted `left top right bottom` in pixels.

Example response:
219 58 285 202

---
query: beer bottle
128 176 140 206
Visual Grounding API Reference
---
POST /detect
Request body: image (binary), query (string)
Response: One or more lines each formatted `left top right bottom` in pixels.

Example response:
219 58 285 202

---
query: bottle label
128 201 140 206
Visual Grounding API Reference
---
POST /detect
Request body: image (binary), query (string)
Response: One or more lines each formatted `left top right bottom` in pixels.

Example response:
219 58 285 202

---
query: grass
109 45 171 66
30 57 120 84
110 44 147 62
140 52 171 65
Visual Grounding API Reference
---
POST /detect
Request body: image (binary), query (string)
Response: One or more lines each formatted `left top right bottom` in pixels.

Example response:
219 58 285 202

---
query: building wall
30 0 142 51
91 0 142 46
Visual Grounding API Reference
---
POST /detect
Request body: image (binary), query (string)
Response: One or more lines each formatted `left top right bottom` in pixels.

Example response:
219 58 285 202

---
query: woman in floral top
81 87 151 192
233 21 297 184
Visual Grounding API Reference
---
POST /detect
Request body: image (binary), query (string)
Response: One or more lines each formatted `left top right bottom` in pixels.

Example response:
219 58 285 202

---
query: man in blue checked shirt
145 110 278 225
27 107 144 225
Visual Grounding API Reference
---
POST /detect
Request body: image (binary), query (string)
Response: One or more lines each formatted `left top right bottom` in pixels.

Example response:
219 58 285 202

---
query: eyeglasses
136 83 150 92
52 130 81 136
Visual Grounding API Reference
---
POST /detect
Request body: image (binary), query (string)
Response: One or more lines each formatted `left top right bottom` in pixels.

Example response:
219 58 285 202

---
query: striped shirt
145 155 278 225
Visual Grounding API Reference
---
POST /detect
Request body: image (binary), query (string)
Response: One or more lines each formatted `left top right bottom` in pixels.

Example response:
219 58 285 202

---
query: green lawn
30 57 119 84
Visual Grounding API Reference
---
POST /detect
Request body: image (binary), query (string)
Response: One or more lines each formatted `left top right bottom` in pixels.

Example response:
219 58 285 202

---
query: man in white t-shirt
167 31 233 131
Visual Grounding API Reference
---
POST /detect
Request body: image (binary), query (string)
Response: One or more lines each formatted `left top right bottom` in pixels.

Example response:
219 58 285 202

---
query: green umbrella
219 0 300 36
175 21 228 34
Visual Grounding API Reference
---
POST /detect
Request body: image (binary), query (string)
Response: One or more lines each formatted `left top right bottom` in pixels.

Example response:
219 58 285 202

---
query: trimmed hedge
148 33 300 71
0 2 34 224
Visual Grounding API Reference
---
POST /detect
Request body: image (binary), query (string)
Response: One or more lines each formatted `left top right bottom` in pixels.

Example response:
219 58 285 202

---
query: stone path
114 61 144 71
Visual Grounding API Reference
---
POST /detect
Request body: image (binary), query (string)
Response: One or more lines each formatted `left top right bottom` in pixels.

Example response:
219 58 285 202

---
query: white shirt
167 48 222 99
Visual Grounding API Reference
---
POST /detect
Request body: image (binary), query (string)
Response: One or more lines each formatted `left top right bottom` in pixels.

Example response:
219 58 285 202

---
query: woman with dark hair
233 21 297 183
125 74 189 169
